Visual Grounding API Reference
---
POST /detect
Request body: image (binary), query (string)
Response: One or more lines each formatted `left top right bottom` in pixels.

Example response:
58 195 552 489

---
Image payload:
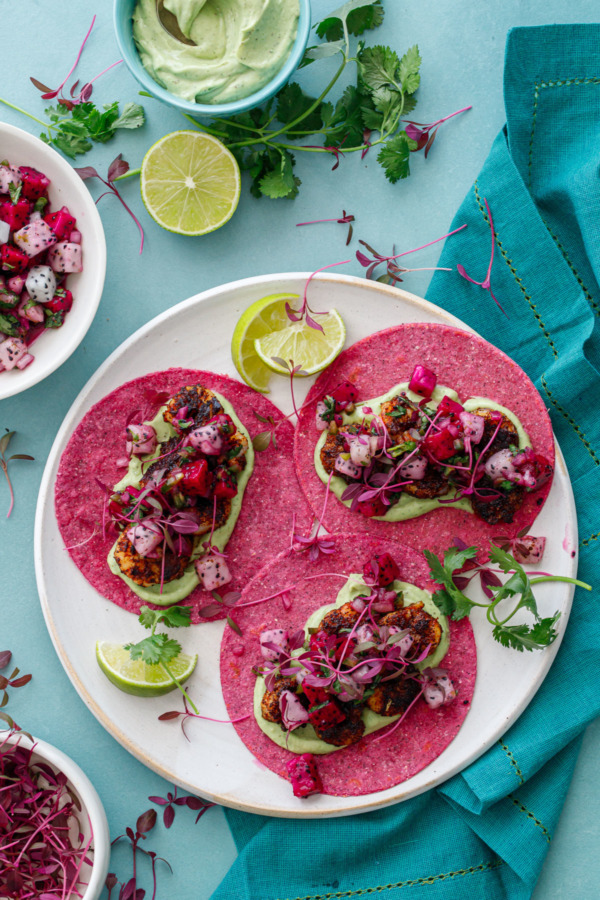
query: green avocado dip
314 383 530 522
132 0 300 104
254 574 449 754
107 390 254 605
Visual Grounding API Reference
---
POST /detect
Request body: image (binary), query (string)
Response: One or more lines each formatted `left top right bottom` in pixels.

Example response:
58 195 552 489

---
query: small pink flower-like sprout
361 128 372 159
404 105 472 158
296 209 354 227
356 225 467 283
303 142 346 171
456 197 507 317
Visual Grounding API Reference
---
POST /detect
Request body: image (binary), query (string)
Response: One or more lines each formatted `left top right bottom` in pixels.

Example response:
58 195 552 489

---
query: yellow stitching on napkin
509 794 551 844
540 375 600 466
527 82 540 188
473 182 559 359
580 531 600 548
540 218 599 317
279 859 505 899
499 740 525 785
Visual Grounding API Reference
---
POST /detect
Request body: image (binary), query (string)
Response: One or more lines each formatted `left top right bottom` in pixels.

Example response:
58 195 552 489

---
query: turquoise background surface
1 2 599 897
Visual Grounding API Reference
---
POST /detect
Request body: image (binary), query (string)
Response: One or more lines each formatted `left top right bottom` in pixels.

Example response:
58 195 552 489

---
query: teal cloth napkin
211 25 600 900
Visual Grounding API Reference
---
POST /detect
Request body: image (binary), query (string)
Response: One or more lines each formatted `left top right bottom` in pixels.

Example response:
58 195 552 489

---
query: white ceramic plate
0 123 106 399
35 273 577 818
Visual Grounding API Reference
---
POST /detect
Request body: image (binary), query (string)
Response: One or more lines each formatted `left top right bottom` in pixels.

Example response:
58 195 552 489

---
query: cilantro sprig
425 544 592 652
125 605 199 712
178 0 425 198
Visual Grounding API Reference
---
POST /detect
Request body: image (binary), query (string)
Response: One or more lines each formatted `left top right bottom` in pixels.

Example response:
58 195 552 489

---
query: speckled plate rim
34 272 577 818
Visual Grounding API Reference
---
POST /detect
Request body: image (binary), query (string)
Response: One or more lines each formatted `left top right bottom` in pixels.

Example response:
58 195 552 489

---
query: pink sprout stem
385 224 467 266
53 15 96 97
302 258 352 314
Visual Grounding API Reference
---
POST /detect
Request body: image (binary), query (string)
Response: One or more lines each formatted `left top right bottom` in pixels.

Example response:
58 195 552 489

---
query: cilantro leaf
158 605 192 629
398 45 422 94
112 102 146 130
316 0 384 41
276 82 322 133
258 151 300 199
126 633 182 666
359 45 401 93
493 614 561 652
424 548 477 620
377 131 417 183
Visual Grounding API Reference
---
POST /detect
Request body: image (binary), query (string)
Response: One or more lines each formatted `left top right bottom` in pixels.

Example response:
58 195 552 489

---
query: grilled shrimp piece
192 497 232 535
401 468 449 499
163 385 223 428
320 431 350 478
112 530 189 586
227 429 248 473
312 703 365 747
319 602 361 635
260 677 298 724
366 675 421 716
379 602 442 657
470 478 525 524
472 407 518 454
379 395 416 437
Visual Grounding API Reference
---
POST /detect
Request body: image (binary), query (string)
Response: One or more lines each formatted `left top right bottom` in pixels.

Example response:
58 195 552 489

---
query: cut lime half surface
254 309 346 376
231 292 300 392
96 640 197 698
140 131 241 236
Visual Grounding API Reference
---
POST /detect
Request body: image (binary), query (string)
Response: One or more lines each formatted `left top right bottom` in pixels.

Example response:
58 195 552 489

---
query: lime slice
96 640 197 698
140 131 241 236
254 309 346 376
231 292 300 393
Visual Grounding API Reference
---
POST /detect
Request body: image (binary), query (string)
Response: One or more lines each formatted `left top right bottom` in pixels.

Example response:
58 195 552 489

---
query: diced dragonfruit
126 522 163 558
15 352 34 370
459 411 485 444
13 219 57 257
195 554 232 591
260 628 289 662
188 422 223 455
126 423 157 457
47 241 82 273
0 198 31 231
7 273 26 294
69 229 82 244
279 690 310 730
409 364 437 399
0 336 27 370
399 455 428 480
44 206 76 240
0 165 21 194
363 552 400 587
18 294 44 324
286 754 322 798
334 454 361 479
18 166 50 201
25 266 57 304
45 287 73 314
0 221 9 246
0 244 29 273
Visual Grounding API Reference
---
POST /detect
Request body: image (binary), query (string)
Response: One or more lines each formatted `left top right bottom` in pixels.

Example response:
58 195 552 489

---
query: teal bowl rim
113 0 312 118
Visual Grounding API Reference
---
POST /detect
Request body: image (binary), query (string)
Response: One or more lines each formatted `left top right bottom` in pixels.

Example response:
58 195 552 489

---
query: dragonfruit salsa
314 366 553 525
0 160 82 373
106 383 254 605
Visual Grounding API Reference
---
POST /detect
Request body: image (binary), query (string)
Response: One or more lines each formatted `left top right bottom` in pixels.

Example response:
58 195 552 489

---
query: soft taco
220 533 476 798
294 324 554 556
55 368 311 621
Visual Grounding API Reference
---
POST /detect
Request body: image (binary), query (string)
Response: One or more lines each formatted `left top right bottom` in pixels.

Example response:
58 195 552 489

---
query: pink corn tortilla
294 324 555 557
54 368 311 622
221 533 476 798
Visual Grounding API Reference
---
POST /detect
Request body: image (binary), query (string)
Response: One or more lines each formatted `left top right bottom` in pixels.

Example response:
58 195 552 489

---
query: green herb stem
113 167 141 181
159 662 199 715
0 97 46 129
529 576 592 590
180 112 231 139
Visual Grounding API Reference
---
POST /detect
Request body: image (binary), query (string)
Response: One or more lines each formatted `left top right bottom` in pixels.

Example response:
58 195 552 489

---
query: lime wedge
140 131 241 236
231 292 300 393
254 309 346 376
96 640 197 698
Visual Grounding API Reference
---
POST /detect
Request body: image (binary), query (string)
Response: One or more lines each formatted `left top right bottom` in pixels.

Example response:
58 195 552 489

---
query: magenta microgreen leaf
456 197 507 316
75 155 144 253
0 430 34 518
403 105 472 156
356 225 467 284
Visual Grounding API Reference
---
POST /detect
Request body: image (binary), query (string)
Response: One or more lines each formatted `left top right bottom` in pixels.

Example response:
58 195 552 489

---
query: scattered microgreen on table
0 430 34 519
425 543 592 651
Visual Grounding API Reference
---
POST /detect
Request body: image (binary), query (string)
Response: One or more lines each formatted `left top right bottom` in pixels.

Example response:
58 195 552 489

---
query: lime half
231 292 300 392
254 309 346 376
140 131 241 236
96 640 197 698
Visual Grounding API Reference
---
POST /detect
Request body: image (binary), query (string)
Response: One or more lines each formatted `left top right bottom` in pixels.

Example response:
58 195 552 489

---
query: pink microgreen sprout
404 105 472 158
158 696 251 741
356 224 467 283
0 430 34 519
76 154 144 253
29 15 123 108
285 258 351 333
110 808 173 900
296 210 355 245
456 197 506 315
291 471 336 562
148 785 214 828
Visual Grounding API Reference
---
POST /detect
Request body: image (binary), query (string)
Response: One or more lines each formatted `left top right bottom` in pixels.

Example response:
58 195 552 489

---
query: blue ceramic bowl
114 0 312 118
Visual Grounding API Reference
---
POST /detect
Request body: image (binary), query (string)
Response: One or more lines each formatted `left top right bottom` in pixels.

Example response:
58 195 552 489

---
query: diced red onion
15 352 34 370
279 690 309 730
315 400 329 431
459 411 485 444
348 435 372 467
510 535 546 564
126 423 158 457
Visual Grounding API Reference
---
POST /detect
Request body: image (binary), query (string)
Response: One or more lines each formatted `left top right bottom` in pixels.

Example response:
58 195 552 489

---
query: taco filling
314 366 552 526
254 552 452 772
106 383 254 605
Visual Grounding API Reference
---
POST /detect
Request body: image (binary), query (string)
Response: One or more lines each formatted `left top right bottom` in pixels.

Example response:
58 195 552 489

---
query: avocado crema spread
107 388 254 605
132 0 300 104
315 383 530 523
255 575 449 754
